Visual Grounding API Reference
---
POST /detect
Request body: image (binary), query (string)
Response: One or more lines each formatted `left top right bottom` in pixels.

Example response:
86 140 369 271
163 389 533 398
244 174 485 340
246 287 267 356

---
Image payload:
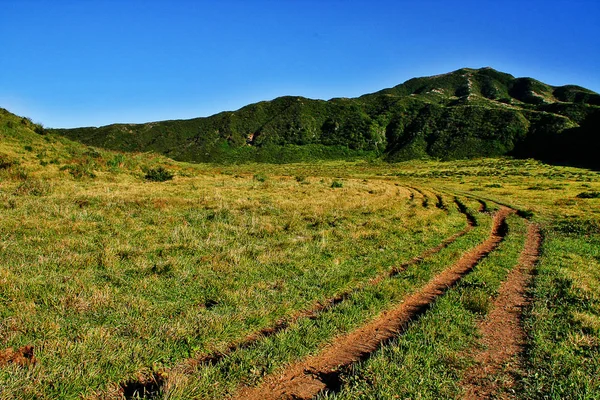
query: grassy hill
51 67 600 167
0 107 192 187
1 105 600 399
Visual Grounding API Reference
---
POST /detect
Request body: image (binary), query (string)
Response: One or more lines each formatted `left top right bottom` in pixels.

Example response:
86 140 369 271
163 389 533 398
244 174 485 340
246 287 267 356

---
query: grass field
1 111 599 399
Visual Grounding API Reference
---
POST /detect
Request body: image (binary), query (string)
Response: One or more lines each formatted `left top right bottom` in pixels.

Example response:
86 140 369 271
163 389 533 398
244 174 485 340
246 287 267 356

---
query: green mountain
52 67 600 167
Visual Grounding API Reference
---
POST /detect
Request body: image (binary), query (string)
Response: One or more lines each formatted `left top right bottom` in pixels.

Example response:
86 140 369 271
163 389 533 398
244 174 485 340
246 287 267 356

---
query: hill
0 107 188 184
52 67 600 167
1 105 600 399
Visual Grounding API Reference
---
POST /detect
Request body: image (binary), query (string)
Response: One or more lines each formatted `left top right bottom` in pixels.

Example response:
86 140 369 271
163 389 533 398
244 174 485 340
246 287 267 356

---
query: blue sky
1 0 599 128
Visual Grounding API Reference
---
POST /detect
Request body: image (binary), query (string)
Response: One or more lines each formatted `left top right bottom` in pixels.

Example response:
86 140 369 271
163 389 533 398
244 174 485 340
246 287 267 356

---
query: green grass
0 179 468 398
160 200 491 399
321 214 528 399
522 224 600 398
0 112 473 398
1 109 599 398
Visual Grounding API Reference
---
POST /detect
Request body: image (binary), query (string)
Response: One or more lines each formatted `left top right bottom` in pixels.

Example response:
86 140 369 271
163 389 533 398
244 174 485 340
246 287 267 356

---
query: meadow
1 110 599 399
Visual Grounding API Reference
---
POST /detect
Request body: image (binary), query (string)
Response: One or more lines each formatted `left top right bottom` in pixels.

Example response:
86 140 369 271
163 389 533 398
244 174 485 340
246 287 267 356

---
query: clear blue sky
1 0 599 128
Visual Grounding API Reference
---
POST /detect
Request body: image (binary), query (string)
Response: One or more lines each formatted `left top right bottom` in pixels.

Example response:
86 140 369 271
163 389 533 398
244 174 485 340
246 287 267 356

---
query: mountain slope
0 107 188 185
52 68 600 167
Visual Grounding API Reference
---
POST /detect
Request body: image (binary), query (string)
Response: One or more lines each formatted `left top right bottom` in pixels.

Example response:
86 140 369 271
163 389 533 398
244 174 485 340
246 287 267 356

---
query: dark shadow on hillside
512 109 600 172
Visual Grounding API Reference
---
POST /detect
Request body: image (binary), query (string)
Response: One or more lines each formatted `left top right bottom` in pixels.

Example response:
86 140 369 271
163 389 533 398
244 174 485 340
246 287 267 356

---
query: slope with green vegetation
53 67 600 168
1 106 599 399
0 109 469 397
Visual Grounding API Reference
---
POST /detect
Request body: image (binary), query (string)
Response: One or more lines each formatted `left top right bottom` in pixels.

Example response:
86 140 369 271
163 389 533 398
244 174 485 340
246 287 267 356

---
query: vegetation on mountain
1 107 599 398
51 67 600 168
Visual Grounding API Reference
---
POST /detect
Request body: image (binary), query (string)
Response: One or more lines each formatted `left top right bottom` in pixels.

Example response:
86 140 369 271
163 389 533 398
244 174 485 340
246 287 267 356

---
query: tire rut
235 207 513 400
409 186 430 208
461 222 542 399
117 192 476 398
174 195 473 372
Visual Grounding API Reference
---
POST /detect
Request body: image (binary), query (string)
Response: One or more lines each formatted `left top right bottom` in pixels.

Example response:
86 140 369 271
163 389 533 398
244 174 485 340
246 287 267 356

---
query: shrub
145 166 174 182
11 168 29 181
33 124 46 135
107 154 126 170
576 191 600 199
527 185 545 190
517 209 535 219
84 148 101 158
253 173 267 182
331 180 343 188
0 154 16 169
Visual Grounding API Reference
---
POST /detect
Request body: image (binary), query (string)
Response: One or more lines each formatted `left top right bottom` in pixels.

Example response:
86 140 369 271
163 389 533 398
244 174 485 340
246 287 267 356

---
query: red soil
235 207 512 400
462 223 542 399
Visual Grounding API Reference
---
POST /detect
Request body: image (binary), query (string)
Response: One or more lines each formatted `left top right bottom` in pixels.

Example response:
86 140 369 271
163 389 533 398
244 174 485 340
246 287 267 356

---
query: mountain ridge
44 67 600 167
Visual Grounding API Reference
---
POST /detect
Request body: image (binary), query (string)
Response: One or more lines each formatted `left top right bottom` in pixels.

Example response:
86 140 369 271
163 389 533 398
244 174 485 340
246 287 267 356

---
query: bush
84 148 101 158
331 180 343 188
517 209 535 219
107 154 126 170
10 168 29 181
253 173 267 182
33 124 46 135
576 191 600 199
0 154 16 169
145 166 174 182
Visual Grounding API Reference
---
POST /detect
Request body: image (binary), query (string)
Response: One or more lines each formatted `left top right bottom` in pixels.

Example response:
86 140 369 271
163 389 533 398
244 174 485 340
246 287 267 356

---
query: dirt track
235 207 513 400
462 222 542 399
119 193 477 397
177 195 475 371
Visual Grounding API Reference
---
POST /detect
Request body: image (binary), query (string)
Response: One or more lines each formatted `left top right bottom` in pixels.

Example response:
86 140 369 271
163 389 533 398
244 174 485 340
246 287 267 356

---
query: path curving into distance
235 207 513 400
118 189 477 398
178 193 473 370
461 222 542 399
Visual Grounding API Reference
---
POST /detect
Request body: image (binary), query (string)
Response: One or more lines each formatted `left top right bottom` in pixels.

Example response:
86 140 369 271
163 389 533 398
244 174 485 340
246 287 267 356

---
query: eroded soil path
178 198 474 369
117 193 477 397
176 197 473 372
235 207 512 400
461 222 542 399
